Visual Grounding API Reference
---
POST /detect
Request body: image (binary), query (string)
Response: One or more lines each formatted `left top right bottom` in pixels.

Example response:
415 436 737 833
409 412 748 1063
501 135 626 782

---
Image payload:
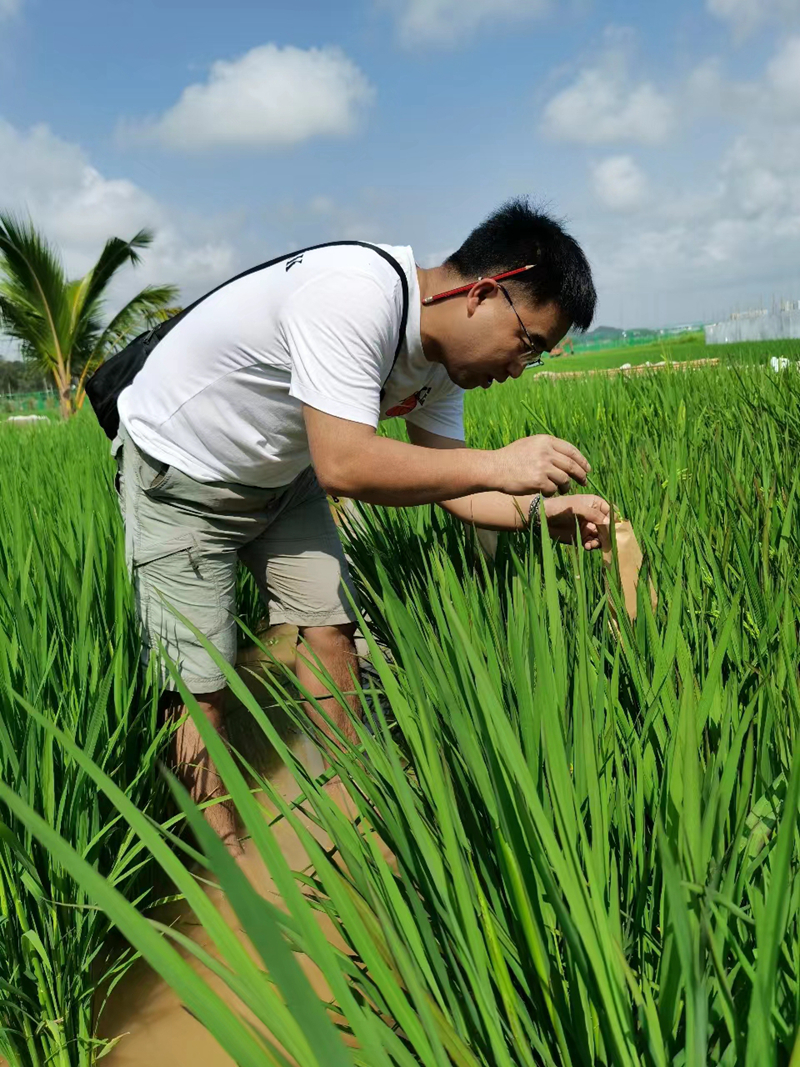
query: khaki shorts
113 428 358 693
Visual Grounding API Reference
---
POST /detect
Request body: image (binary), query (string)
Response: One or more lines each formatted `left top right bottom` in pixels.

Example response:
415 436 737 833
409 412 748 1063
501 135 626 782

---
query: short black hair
445 198 596 332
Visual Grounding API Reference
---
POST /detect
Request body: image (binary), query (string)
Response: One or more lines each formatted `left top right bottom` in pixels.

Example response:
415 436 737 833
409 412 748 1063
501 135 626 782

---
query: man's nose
508 361 525 380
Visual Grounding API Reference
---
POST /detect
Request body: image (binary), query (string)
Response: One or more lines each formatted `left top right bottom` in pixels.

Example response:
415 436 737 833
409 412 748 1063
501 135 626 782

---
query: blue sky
2 0 800 331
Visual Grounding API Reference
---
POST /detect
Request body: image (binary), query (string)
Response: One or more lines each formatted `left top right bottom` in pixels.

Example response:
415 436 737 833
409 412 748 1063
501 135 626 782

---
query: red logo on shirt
385 386 431 418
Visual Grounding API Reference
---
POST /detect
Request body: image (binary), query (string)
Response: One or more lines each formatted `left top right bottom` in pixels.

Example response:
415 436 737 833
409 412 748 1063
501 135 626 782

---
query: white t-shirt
118 243 464 488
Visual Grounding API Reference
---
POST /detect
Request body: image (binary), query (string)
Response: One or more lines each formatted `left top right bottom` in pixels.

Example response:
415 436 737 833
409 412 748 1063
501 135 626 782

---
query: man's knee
159 686 227 722
298 622 357 656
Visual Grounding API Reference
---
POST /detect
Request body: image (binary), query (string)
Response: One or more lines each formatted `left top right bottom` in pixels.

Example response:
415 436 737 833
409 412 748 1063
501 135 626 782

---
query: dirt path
97 762 357 1067
535 356 720 381
96 626 384 1066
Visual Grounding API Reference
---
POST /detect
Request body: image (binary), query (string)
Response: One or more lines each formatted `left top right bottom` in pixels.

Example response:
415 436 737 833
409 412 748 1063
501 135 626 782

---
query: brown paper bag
598 518 657 622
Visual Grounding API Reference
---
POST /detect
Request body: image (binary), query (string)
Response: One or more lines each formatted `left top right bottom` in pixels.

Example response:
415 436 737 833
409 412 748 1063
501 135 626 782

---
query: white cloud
679 38 800 124
707 0 800 39
126 44 374 151
537 29 800 322
388 0 549 47
682 58 761 119
543 29 794 151
277 193 389 245
0 0 20 19
584 48 800 324
0 118 236 302
541 51 675 145
765 36 800 117
595 131 800 297
590 155 649 212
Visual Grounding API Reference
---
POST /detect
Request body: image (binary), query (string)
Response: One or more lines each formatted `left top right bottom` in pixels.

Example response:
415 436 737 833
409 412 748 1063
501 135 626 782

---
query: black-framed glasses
497 284 544 368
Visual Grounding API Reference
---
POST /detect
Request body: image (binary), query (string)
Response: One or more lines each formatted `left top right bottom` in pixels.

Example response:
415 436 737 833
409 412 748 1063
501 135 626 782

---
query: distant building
660 323 704 336
705 300 800 344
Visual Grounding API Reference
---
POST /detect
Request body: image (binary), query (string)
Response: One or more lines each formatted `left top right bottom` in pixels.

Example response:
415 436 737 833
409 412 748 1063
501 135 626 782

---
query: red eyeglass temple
422 264 536 306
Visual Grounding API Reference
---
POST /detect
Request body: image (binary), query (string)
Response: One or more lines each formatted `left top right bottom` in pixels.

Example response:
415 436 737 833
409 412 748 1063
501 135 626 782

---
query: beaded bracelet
527 492 542 531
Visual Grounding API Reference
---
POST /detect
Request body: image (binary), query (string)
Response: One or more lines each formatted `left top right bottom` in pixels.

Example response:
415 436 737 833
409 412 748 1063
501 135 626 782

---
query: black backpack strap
145 240 410 395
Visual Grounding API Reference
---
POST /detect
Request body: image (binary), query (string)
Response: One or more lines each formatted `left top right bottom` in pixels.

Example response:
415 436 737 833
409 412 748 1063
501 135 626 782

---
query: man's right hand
492 434 590 496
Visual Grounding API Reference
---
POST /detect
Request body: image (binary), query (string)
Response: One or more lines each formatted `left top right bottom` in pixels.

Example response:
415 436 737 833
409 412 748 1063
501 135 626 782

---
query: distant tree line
0 358 50 395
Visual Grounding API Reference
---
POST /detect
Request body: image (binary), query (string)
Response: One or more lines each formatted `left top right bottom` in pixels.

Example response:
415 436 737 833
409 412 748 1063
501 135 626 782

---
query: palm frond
79 283 180 374
72 230 155 327
0 219 176 415
0 291 40 343
0 295 49 367
0 214 71 372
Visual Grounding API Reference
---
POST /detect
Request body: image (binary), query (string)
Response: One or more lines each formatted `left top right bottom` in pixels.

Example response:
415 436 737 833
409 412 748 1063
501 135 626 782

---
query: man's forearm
320 434 499 506
305 406 591 504
439 491 535 531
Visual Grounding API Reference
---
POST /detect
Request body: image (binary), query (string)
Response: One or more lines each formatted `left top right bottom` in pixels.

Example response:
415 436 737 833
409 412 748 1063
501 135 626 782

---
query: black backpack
85 240 410 440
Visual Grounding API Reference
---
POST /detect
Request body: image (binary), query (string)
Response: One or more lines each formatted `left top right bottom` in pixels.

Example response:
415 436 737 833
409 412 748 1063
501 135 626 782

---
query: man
115 197 609 854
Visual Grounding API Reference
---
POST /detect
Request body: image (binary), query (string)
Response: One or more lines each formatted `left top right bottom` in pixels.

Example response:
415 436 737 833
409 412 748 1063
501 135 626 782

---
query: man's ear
465 278 498 317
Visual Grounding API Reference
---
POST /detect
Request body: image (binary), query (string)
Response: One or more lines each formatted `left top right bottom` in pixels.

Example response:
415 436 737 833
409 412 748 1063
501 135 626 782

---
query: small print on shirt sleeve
404 383 465 442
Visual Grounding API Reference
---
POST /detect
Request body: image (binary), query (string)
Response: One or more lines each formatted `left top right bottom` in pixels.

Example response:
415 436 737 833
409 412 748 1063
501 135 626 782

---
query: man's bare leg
293 623 363 825
295 623 361 746
167 688 243 856
166 625 358 856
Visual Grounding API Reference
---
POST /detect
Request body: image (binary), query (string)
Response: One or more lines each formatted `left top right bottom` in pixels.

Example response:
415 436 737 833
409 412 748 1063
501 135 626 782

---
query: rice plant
0 419 173 1066
2 361 800 1065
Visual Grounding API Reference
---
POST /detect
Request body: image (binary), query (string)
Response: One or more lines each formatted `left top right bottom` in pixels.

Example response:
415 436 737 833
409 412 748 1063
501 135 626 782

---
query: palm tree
0 214 179 418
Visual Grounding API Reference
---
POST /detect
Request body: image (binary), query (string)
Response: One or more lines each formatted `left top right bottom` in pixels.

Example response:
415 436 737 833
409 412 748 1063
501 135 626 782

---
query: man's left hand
543 494 611 551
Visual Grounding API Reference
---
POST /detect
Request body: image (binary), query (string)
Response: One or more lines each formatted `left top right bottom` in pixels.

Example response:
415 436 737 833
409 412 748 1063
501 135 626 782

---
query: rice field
536 335 800 375
1 357 800 1065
